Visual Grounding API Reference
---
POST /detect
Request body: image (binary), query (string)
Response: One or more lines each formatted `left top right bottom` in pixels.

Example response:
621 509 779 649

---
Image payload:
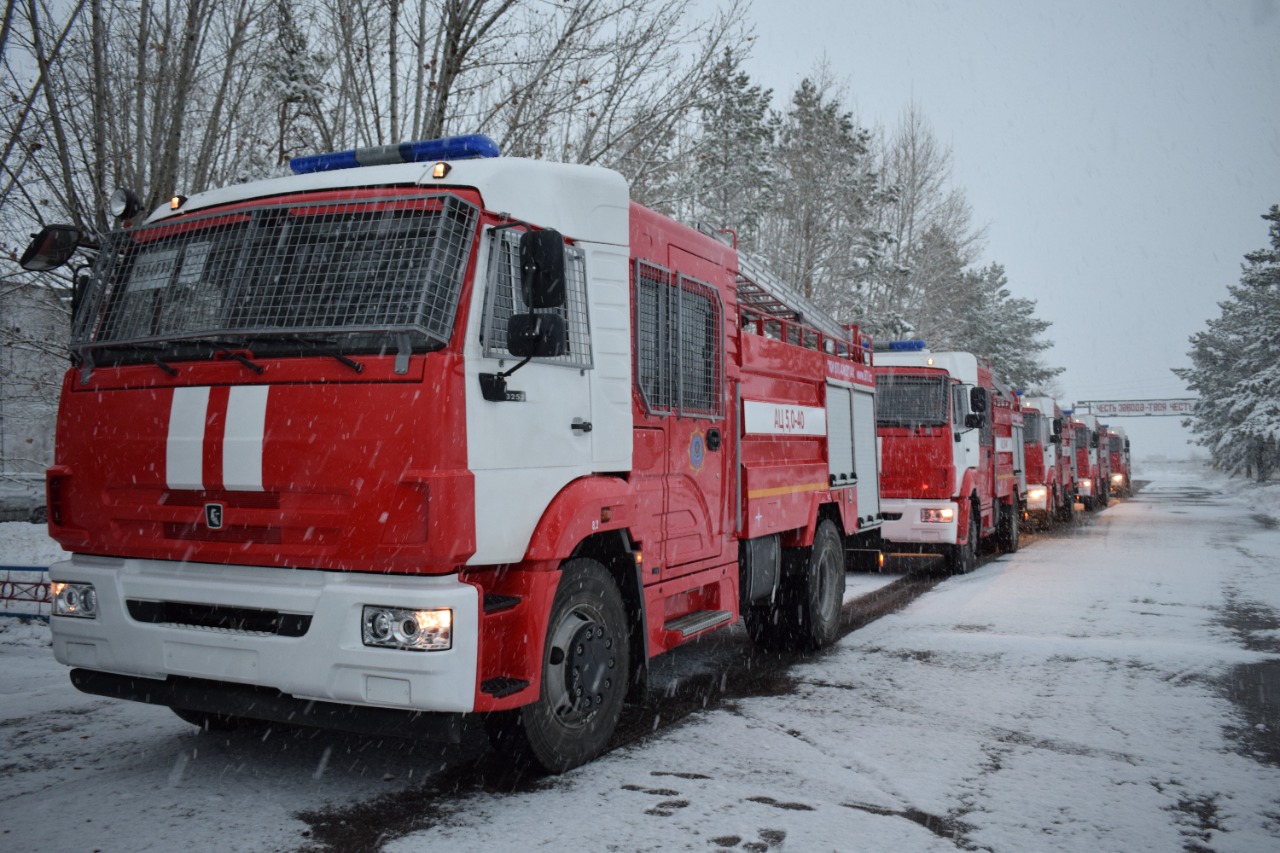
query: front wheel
1057 492 1075 523
998 502 1019 553
485 558 629 773
948 506 979 574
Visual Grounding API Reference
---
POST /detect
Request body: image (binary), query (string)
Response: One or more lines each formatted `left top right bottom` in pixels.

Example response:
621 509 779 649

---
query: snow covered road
2 462 1278 852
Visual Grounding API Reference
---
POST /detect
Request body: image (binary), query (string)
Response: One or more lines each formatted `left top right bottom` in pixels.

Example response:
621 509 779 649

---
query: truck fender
523 475 633 562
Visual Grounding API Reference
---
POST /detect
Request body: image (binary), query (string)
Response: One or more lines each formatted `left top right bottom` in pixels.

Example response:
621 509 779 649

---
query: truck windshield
73 193 479 363
875 374 950 428
1024 411 1042 444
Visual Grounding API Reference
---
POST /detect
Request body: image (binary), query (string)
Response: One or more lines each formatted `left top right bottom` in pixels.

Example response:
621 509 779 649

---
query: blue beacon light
888 340 927 352
289 134 501 175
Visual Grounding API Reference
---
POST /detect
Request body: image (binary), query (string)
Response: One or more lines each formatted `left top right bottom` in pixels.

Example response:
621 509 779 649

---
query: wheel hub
563 622 616 714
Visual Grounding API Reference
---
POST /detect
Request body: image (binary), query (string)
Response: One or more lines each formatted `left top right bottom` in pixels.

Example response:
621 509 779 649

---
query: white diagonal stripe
223 385 268 491
167 387 209 490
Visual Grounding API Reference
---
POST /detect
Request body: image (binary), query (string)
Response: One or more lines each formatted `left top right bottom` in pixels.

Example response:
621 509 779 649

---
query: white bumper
880 498 960 546
49 555 479 713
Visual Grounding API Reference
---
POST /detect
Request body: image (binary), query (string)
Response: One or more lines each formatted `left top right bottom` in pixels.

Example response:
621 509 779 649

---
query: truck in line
21 134 883 772
873 344 1025 573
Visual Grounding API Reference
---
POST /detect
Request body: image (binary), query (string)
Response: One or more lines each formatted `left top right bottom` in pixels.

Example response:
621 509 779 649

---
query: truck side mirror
520 229 566 309
1052 417 1062 436
1090 432 1099 448
969 387 988 414
507 312 568 359
19 225 82 272
964 413 986 429
1049 434 1061 445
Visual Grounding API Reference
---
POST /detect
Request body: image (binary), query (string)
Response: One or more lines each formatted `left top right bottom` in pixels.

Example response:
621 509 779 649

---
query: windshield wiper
212 347 265 374
76 343 179 382
257 334 365 374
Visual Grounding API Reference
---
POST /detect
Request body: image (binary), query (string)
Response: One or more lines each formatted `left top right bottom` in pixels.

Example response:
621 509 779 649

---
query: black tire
743 593 793 650
794 520 846 651
1058 491 1075 523
948 505 979 574
998 501 1019 554
746 520 845 652
485 558 629 773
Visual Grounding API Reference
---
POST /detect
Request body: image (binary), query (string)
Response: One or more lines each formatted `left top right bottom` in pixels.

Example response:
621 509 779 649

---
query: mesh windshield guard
73 193 479 362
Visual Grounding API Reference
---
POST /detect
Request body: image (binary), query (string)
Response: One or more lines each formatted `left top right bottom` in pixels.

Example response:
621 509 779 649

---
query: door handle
571 419 593 433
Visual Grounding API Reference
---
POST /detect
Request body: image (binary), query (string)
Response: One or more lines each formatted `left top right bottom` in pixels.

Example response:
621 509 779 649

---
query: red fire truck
1070 412 1110 510
1105 425 1132 497
1020 395 1074 524
874 344 1025 572
21 134 883 772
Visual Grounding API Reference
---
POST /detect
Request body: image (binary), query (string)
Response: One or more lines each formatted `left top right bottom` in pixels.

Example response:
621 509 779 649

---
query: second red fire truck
873 344 1025 572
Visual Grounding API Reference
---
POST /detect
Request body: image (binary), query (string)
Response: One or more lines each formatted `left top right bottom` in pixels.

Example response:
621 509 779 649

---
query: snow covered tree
684 47 777 243
950 263 1062 391
755 69 891 315
1175 205 1280 480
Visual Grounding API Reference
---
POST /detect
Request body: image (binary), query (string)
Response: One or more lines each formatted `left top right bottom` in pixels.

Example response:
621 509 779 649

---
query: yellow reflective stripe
747 482 828 499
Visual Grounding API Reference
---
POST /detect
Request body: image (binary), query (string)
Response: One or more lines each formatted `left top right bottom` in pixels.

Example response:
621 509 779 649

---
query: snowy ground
1 462 1278 852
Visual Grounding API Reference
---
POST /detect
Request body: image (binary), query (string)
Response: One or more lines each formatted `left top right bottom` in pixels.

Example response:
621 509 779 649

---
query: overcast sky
714 0 1280 459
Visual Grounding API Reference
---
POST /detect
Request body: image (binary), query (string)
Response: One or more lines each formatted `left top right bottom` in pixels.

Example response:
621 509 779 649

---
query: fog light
51 582 98 619
362 606 452 651
921 507 954 523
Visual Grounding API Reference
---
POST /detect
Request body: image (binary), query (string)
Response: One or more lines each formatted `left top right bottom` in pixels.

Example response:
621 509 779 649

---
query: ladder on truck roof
695 223 851 345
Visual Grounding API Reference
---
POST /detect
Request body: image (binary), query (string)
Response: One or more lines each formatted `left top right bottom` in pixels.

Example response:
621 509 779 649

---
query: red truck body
1020 395 1075 524
874 346 1025 572
1070 412 1111 509
1105 425 1132 497
32 136 882 771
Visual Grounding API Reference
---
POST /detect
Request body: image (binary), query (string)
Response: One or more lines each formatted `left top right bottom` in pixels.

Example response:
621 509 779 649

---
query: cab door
467 227 594 564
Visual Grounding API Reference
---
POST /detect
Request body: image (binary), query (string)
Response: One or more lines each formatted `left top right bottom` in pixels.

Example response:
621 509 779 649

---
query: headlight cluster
1111 474 1125 485
920 507 955 524
1028 487 1048 502
51 582 97 618
362 605 452 651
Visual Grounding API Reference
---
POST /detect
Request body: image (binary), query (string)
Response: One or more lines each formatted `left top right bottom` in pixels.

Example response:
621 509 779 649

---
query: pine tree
1175 205 1280 480
690 48 777 244
952 263 1062 391
756 71 890 314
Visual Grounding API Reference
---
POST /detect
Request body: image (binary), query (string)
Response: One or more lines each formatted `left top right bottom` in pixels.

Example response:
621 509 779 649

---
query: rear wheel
746 519 845 652
794 520 846 650
485 558 629 773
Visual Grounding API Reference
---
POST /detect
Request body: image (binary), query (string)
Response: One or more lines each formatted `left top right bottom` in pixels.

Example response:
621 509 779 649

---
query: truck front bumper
880 498 960 547
49 554 480 719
